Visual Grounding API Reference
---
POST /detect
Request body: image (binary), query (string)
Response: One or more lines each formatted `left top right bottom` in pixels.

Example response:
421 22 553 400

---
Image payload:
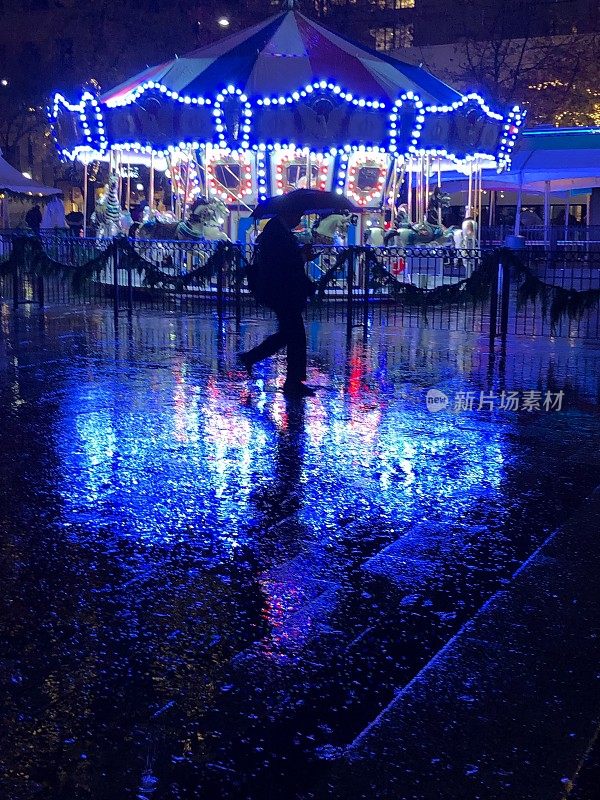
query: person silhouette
25 204 42 234
239 209 316 397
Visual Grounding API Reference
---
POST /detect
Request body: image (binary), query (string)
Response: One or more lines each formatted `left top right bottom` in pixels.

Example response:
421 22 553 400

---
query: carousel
49 5 524 248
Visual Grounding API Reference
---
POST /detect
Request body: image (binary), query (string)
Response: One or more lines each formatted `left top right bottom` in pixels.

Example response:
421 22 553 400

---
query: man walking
239 209 316 397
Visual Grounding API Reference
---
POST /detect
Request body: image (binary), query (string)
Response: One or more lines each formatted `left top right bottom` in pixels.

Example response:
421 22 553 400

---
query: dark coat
255 217 314 312
25 205 42 231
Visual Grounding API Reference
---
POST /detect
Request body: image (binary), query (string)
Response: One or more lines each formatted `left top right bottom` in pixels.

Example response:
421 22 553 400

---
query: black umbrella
251 189 358 219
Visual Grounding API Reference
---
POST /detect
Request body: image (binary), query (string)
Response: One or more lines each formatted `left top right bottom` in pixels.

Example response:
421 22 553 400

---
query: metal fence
1 232 599 340
481 224 600 250
508 247 600 338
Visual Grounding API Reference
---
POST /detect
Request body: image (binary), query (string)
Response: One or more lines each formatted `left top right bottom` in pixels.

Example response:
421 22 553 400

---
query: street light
136 183 144 191
22 171 32 180
1 79 8 87
218 17 230 27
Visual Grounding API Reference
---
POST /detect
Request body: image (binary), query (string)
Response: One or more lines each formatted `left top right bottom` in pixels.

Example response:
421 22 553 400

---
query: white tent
0 150 63 229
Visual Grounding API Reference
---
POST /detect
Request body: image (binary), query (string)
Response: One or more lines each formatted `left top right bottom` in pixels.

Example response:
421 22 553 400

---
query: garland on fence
0 235 114 289
0 234 242 294
3 235 600 325
315 246 496 309
119 239 240 290
511 255 600 326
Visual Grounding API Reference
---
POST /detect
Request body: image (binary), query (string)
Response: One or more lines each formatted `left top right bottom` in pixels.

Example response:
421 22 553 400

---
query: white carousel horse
137 198 229 242
311 211 357 246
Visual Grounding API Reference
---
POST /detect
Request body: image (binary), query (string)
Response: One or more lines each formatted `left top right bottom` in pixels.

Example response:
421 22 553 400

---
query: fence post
127 247 133 315
112 238 120 321
346 248 354 342
216 246 224 322
488 254 500 340
500 258 510 337
12 257 18 311
234 245 242 329
362 250 370 339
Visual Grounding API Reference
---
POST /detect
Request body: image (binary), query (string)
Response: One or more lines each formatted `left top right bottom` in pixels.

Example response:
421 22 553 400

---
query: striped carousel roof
101 10 462 106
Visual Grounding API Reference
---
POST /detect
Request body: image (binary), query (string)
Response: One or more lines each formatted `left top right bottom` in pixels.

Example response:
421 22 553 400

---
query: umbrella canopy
102 11 461 107
252 189 358 219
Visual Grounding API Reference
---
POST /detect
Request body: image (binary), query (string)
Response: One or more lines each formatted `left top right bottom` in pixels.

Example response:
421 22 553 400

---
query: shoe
283 380 316 397
237 352 253 377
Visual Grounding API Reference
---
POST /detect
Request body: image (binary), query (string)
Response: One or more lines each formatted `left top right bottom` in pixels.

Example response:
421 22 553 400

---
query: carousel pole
406 157 413 222
149 151 155 219
467 160 473 218
416 155 421 222
415 157 419 223
477 160 483 247
437 158 442 226
118 151 124 206
83 161 88 238
182 149 191 221
204 144 210 201
389 156 397 227
126 158 131 212
416 155 422 223
424 153 430 222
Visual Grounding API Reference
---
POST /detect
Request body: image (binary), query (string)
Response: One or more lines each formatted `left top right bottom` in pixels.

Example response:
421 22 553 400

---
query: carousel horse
366 192 455 248
92 174 133 239
311 211 358 246
136 198 229 241
366 220 455 248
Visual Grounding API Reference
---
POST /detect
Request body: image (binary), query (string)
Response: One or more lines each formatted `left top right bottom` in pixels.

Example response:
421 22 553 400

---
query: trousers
245 309 307 381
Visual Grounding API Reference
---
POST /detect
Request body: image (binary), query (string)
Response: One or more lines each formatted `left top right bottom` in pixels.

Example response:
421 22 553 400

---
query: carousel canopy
0 151 61 199
102 12 461 106
49 10 523 168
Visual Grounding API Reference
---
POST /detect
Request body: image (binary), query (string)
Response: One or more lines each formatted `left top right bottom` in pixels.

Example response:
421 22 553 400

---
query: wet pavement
1 305 600 800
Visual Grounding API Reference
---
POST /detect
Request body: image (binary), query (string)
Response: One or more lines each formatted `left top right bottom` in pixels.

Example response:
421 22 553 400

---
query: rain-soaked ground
1 304 600 800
